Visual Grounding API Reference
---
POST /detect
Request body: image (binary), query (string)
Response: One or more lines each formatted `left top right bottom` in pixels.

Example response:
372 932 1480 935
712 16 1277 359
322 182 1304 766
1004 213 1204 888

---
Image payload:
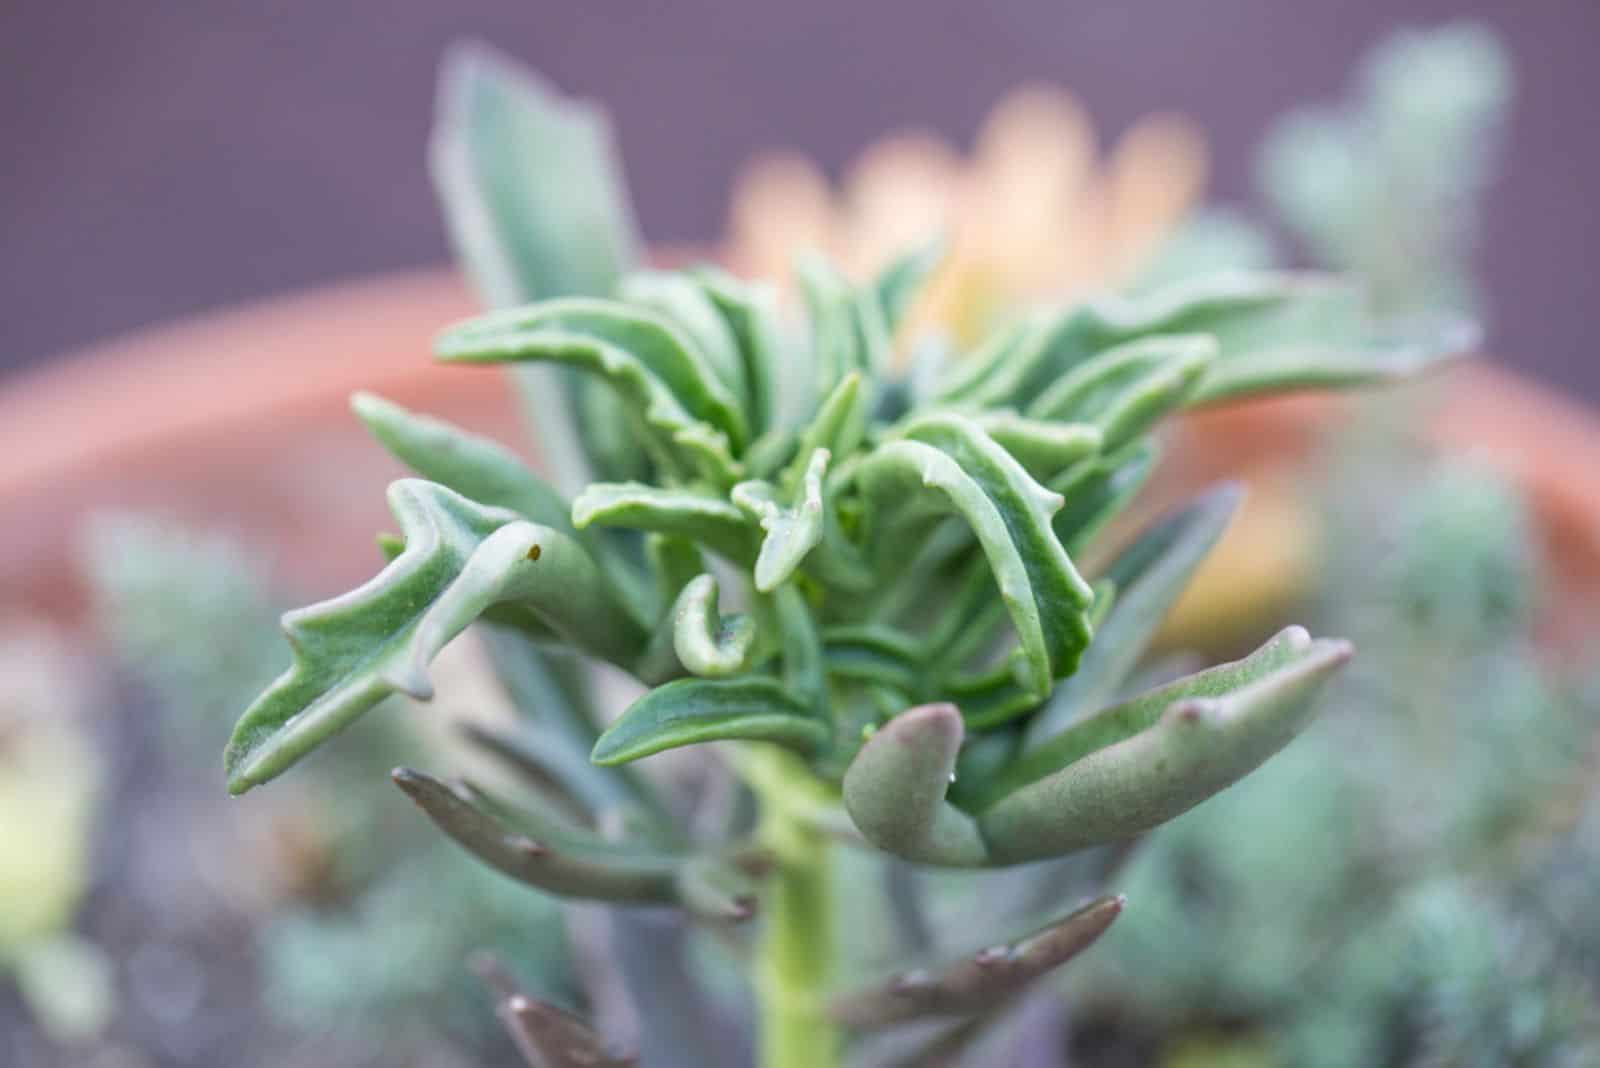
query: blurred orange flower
726 86 1208 345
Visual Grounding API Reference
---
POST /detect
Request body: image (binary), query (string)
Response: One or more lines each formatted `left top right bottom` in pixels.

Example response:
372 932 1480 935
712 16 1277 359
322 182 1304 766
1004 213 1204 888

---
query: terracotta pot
0 269 511 617
5 268 1599 640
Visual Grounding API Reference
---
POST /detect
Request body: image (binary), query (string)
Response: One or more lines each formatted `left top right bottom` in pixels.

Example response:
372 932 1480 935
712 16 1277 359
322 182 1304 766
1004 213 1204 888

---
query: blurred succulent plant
212 42 1474 1068
1071 459 1600 1066
1258 21 1511 322
0 626 113 1044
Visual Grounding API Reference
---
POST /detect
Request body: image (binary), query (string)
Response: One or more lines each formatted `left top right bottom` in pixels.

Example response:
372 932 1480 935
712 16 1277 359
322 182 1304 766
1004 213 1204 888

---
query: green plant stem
752 753 841 1068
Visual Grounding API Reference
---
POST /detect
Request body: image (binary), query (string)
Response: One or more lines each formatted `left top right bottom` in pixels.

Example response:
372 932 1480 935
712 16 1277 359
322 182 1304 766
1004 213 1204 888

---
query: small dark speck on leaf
526 544 542 561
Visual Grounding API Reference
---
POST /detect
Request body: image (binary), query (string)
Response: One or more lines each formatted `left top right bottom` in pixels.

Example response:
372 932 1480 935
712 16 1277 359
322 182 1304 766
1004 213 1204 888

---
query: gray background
3 1 1596 396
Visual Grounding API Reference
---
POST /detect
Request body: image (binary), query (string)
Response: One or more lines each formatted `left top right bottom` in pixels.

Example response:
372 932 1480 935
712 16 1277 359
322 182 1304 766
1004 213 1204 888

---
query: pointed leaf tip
831 894 1123 1027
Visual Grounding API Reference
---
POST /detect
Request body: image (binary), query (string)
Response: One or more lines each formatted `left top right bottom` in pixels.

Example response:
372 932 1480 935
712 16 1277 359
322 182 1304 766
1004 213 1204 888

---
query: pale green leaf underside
842 627 1350 865
224 480 646 794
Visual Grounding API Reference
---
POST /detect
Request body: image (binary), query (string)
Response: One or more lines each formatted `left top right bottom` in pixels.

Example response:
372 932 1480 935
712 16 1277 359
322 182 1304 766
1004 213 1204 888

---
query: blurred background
5 3 1600 1067
4 1 1599 394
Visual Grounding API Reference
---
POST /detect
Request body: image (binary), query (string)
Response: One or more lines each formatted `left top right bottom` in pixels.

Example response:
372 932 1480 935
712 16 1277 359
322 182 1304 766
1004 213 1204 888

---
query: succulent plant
218 43 1471 1068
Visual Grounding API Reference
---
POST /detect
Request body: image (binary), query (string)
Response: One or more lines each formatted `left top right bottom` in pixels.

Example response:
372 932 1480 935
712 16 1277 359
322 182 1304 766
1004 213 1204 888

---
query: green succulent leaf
474 955 640 1068
619 270 749 419
733 448 830 593
393 768 686 905
872 237 947 333
938 271 1467 412
1024 483 1243 748
1049 442 1159 554
692 265 782 436
429 41 637 308
351 392 570 531
830 894 1124 1027
799 253 875 390
843 703 988 866
978 627 1353 862
792 372 869 478
572 482 755 564
223 480 647 794
862 412 1095 702
428 42 641 495
1028 334 1216 451
822 624 925 695
592 677 830 766
971 412 1102 484
436 299 747 483
670 574 757 678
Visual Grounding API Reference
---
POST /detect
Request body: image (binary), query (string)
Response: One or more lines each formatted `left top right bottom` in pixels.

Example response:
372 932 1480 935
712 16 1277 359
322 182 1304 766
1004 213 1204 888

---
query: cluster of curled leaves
222 244 1461 1052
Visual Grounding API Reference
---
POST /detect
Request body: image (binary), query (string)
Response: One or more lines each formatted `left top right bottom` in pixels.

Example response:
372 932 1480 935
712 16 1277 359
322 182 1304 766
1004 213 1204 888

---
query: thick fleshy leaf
693 265 781 436
619 270 748 417
977 629 1353 862
830 895 1123 1027
398 770 753 923
592 677 830 766
1024 484 1243 749
393 768 683 903
1049 442 1158 554
732 448 829 593
798 253 872 389
428 43 640 495
436 300 746 483
670 574 756 678
861 413 1094 701
873 237 947 333
793 372 868 478
429 42 636 308
1027 334 1216 451
937 271 1465 412
843 703 988 866
822 624 924 695
473 954 640 1068
224 481 648 794
572 482 755 564
351 392 570 531
972 412 1102 484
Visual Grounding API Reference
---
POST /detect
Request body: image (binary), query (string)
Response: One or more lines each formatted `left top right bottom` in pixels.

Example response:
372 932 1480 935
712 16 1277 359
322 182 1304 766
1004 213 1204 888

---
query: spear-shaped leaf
592 677 830 766
223 480 648 794
977 628 1353 862
394 767 681 901
428 42 641 495
830 895 1124 1027
473 954 640 1068
873 237 947 333
394 767 754 921
693 265 781 436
